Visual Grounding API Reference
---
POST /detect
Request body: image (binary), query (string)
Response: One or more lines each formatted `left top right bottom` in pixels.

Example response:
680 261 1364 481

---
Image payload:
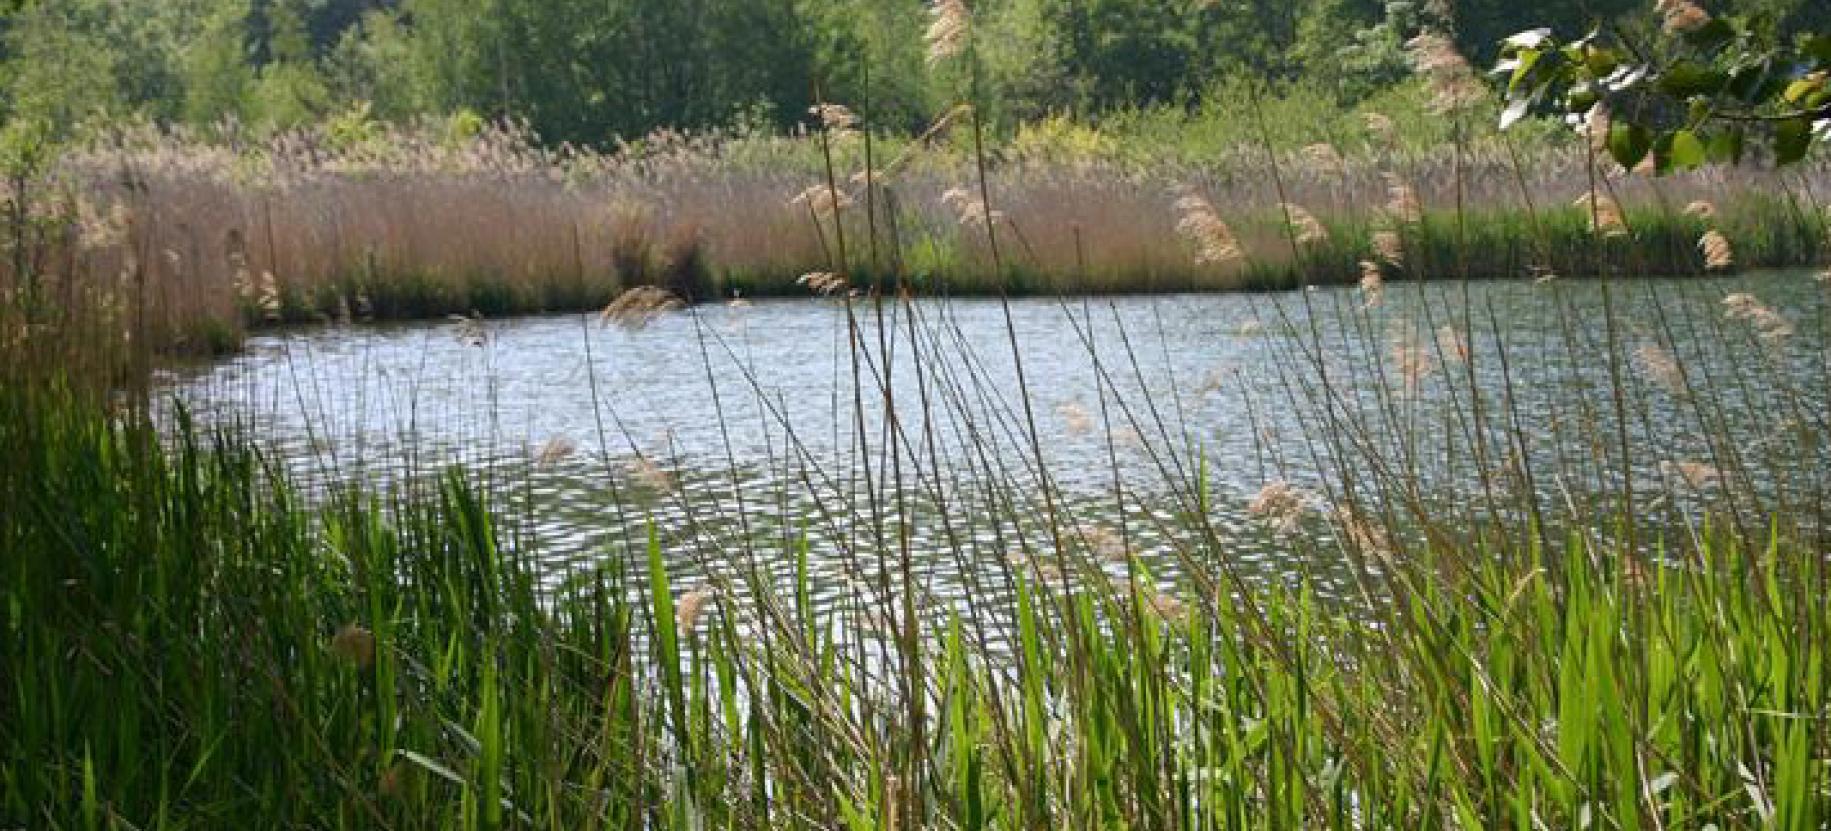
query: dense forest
3 0 1827 145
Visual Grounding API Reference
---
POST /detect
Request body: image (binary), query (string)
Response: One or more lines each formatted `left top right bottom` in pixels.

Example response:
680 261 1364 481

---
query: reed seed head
941 186 1002 226
1331 505 1392 559
1358 261 1385 310
1371 230 1405 266
535 436 575 467
789 185 853 218
1248 481 1314 535
797 271 850 296
1383 174 1422 225
630 456 675 491
1658 0 1711 34
1172 192 1244 266
808 103 859 133
1682 200 1717 220
926 0 971 66
1698 230 1733 271
676 587 714 634
600 286 685 328
1661 459 1721 490
1404 32 1486 113
1281 202 1328 246
1574 191 1628 238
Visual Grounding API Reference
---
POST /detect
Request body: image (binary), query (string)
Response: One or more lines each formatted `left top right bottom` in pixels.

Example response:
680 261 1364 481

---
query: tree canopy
1 0 1826 147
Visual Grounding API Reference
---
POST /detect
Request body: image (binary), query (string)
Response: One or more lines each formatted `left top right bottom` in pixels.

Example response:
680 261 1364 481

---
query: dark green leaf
1657 61 1727 98
1681 18 1735 53
1706 128 1745 164
1805 35 1831 65
1667 130 1707 170
1607 122 1652 171
1775 117 1812 166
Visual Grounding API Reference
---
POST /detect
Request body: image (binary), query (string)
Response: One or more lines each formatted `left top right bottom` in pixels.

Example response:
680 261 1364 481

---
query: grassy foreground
3 360 1827 829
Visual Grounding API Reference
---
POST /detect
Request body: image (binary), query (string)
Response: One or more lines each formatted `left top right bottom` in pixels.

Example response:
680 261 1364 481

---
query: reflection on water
160 271 1829 615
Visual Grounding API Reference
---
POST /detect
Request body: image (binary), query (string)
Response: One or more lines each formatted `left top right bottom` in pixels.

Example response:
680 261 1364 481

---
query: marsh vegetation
4 0 1831 828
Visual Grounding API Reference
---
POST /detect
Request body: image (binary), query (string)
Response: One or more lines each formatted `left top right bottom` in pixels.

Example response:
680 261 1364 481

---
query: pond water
161 271 1829 614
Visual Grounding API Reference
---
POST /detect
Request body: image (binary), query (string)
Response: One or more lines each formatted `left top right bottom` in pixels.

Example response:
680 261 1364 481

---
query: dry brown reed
1248 481 1314 535
11 117 1827 357
926 0 972 65
1699 230 1734 271
600 286 685 328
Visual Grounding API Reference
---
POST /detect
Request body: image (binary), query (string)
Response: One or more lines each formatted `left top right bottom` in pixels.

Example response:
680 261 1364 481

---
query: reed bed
7 115 1827 357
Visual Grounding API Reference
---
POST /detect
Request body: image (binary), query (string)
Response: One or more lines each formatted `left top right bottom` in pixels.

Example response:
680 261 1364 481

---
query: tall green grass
2 378 1825 828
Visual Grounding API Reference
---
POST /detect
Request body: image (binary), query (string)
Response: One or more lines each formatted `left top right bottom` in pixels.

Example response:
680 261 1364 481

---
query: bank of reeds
4 115 1826 357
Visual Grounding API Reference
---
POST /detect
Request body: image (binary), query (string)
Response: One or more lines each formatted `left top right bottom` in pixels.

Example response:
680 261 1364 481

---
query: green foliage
1497 3 1831 167
2 0 1822 146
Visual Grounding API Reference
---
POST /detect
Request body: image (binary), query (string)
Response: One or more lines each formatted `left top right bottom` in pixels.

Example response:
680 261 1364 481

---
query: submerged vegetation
4 0 1831 829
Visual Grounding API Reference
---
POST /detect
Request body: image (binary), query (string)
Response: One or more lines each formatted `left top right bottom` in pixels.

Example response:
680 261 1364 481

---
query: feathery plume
789 184 854 218
1371 229 1406 266
941 186 1003 226
1661 460 1721 490
926 0 971 66
1698 230 1733 271
1146 592 1187 622
256 270 283 322
76 199 130 252
1332 505 1392 558
1389 325 1436 393
676 588 714 634
449 312 488 346
1078 524 1128 561
1173 192 1245 265
1658 0 1711 34
1682 200 1717 220
1300 142 1345 174
809 103 859 133
1405 32 1486 113
1358 261 1385 310
797 271 850 296
535 436 575 467
600 286 684 328
630 456 675 491
1249 481 1315 535
1574 190 1628 237
1281 202 1329 245
1383 173 1422 224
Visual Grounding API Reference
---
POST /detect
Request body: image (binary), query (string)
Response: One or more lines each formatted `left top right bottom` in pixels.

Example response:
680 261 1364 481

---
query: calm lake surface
161 271 1829 611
